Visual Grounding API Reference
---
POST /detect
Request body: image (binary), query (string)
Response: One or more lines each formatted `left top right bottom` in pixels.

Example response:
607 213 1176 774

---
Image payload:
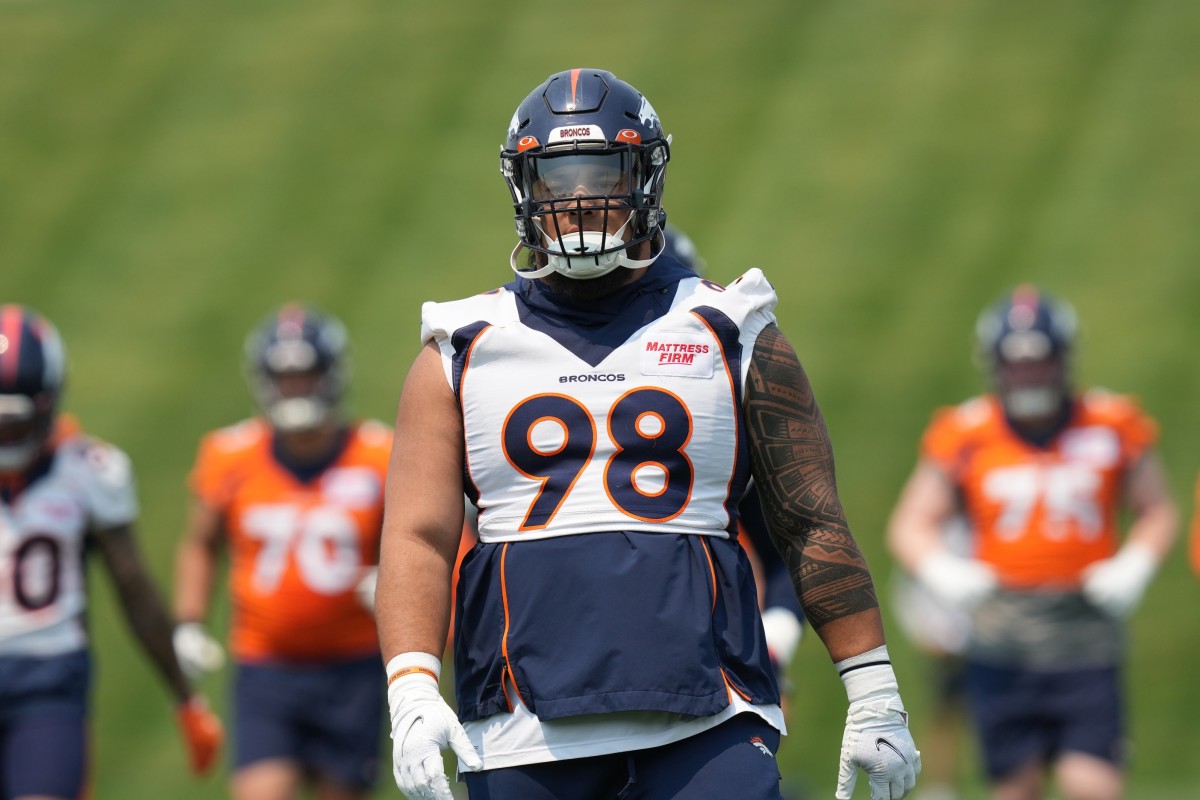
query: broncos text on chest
558 373 627 383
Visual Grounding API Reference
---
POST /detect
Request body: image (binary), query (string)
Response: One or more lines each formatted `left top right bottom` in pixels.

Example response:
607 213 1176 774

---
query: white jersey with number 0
0 433 137 656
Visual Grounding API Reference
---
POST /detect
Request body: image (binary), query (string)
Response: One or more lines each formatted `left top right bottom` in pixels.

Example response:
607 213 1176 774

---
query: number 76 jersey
422 269 778 543
189 419 392 661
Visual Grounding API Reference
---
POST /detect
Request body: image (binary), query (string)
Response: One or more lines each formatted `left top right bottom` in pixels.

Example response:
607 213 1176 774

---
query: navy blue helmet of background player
975 284 1077 421
501 68 671 281
244 303 349 433
659 225 706 276
0 304 66 471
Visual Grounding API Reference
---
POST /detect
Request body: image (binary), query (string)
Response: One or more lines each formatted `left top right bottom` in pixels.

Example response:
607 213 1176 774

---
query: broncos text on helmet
0 304 66 472
244 303 349 433
975 284 1078 423
501 68 671 281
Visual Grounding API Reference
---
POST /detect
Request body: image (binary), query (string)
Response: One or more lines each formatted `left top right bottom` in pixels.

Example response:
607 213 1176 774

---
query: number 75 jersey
422 269 778 543
921 391 1158 589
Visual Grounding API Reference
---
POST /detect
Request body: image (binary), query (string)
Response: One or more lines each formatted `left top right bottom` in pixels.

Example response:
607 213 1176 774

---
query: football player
888 286 1178 800
0 304 222 799
172 304 392 800
376 69 919 800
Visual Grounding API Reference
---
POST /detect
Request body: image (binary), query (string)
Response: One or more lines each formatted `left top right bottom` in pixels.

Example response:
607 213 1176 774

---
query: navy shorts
930 654 967 710
965 661 1125 780
0 651 91 798
234 654 384 790
463 713 783 800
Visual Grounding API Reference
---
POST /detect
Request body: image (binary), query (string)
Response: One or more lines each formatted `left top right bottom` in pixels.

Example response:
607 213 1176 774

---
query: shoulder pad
949 395 995 429
207 418 268 453
54 434 138 528
421 290 519 347
685 268 778 317
354 419 394 449
1082 387 1138 415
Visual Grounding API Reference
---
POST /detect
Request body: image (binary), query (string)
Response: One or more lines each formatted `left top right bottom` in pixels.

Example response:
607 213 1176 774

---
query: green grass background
3 0 1199 797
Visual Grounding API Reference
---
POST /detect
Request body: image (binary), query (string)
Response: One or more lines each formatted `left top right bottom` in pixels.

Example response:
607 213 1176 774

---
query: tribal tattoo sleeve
744 324 879 629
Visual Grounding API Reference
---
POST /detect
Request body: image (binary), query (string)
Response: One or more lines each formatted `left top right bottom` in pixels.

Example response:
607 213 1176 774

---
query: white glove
1081 542 1158 618
761 606 804 673
916 550 998 610
173 622 226 680
387 652 482 800
835 646 921 800
356 566 378 612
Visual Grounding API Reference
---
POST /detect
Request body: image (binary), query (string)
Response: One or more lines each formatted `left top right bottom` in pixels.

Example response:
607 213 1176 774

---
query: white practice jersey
424 268 783 767
0 433 138 656
423 269 778 544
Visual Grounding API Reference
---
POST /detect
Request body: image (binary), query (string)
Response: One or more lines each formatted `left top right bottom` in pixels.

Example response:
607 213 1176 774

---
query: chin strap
509 228 664 281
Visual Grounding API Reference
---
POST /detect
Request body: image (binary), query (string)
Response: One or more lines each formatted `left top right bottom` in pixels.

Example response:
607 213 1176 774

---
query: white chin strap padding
509 227 664 281
0 440 40 471
1004 387 1061 420
268 397 330 432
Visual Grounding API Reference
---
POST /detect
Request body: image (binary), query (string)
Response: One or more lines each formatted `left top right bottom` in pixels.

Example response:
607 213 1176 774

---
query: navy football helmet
501 68 670 280
660 225 707 276
244 304 348 433
0 304 66 471
975 285 1077 421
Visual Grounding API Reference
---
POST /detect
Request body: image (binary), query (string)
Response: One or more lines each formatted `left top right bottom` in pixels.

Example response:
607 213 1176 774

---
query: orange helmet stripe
0 304 23 384
1012 283 1041 313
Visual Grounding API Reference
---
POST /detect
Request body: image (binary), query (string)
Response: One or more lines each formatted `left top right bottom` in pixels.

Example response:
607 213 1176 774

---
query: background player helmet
660 224 707 276
244 303 348 433
0 304 66 471
975 284 1077 421
501 68 671 280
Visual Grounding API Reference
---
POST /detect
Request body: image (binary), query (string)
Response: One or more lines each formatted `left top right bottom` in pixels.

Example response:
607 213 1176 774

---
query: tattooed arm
745 323 886 661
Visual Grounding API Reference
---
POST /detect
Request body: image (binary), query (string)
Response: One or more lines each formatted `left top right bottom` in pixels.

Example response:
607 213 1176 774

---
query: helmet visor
528 152 630 202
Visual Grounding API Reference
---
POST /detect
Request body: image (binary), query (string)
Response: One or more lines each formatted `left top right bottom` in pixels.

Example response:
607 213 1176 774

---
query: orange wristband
388 666 439 686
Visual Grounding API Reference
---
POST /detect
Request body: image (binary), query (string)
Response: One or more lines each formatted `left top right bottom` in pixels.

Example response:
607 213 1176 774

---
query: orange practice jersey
922 391 1157 589
191 419 393 661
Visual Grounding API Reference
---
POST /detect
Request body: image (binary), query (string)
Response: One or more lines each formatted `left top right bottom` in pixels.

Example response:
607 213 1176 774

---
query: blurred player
888 286 1178 800
172 303 392 800
377 69 918 800
0 304 222 799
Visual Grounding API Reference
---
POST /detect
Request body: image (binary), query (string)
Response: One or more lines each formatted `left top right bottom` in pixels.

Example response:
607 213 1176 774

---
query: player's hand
176 695 224 776
173 622 226 680
836 694 921 799
1082 542 1158 618
761 606 804 677
388 653 482 800
916 550 998 610
356 566 378 613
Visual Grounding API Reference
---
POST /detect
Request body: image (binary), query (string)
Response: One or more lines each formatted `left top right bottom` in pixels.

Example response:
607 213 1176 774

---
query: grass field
3 1 1199 797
